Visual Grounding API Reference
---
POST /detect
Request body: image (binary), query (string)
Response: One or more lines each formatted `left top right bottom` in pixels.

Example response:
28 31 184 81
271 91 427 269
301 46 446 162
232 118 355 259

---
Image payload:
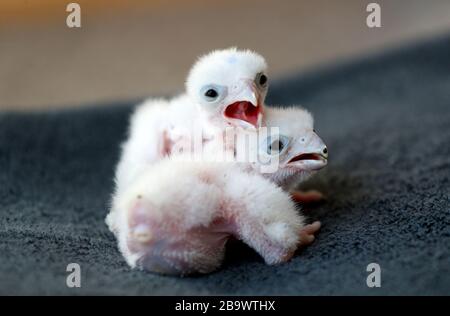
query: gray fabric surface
1 36 449 295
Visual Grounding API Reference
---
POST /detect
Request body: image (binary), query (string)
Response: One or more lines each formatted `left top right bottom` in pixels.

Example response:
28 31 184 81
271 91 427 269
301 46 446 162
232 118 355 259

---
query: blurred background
1 0 450 111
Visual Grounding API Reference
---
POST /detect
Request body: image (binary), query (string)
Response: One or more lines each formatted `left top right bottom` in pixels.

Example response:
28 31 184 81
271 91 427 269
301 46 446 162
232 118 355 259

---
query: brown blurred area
1 0 450 111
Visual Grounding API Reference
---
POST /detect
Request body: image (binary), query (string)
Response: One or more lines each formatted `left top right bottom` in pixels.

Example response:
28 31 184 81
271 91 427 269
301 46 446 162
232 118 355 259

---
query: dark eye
204 89 218 98
256 73 268 88
200 84 227 103
259 74 267 86
265 135 290 155
267 140 285 154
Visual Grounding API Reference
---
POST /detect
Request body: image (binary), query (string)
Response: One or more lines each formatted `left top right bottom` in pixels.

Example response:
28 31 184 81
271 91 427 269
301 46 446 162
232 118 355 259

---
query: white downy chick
186 47 268 129
203 105 329 201
114 48 269 194
110 158 313 276
260 106 328 194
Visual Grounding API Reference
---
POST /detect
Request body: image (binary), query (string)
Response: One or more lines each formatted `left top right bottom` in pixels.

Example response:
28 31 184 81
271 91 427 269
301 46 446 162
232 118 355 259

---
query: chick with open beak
262 129 328 186
253 106 328 202
112 48 269 197
186 48 268 129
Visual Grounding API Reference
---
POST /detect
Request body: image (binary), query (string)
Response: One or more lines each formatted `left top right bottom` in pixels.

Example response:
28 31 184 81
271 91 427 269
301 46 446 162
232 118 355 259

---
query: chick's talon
298 221 321 247
291 190 325 204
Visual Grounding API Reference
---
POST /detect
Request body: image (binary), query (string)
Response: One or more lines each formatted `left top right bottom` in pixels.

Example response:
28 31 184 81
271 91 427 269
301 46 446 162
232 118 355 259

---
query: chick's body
109 159 305 275
114 95 216 196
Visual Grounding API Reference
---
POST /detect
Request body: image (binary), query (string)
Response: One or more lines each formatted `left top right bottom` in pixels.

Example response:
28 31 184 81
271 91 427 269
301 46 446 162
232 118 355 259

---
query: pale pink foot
291 190 325 204
298 221 321 247
278 221 322 262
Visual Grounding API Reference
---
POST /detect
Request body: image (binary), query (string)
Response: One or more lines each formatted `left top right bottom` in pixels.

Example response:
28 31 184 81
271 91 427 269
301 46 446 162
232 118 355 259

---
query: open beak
286 131 328 171
223 82 262 129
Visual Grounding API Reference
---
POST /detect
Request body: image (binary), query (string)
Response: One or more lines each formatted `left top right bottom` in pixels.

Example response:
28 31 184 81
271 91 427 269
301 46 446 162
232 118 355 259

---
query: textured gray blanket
1 36 449 295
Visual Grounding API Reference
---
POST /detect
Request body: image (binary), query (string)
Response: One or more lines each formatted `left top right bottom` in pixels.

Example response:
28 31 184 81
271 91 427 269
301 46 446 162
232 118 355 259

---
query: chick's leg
224 171 317 265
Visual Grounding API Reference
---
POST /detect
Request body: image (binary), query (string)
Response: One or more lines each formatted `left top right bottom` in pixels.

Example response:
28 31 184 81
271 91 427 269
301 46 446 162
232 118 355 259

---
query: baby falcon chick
208 105 328 201
186 47 268 129
114 48 269 194
260 106 328 202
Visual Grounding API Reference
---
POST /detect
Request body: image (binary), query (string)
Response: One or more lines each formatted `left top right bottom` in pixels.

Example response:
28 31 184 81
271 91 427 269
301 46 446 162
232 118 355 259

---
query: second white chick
110 159 318 276
260 106 329 203
201 105 329 202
